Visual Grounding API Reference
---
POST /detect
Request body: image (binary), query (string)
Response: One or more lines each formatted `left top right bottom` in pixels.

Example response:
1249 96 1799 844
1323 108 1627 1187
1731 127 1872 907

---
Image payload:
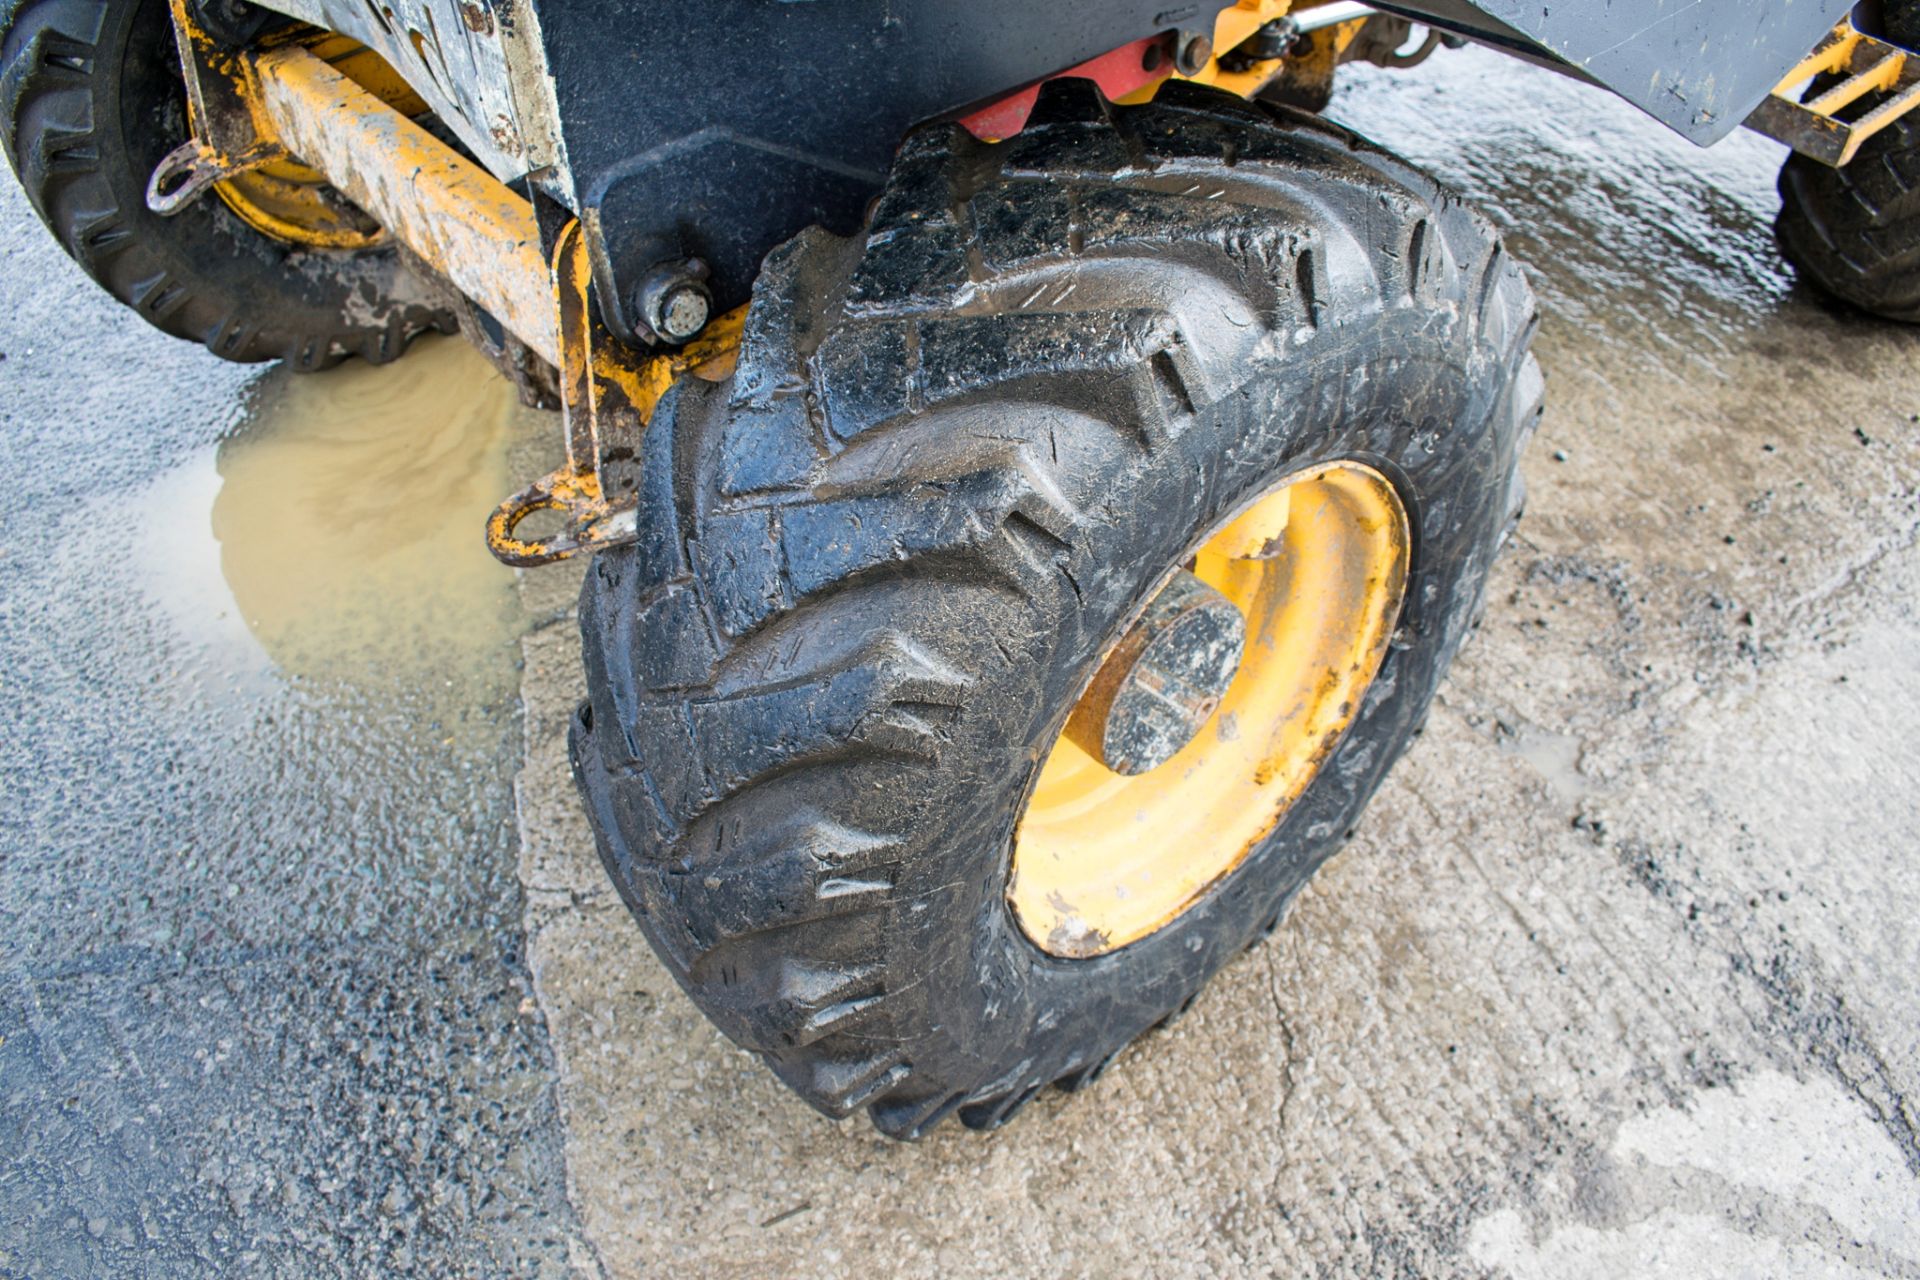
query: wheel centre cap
1066 570 1247 776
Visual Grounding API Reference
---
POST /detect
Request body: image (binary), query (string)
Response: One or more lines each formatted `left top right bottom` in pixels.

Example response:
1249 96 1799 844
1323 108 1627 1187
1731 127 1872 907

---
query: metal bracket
1746 18 1920 167
149 0 288 214
484 464 638 568
146 138 282 215
484 220 742 567
1192 0 1379 109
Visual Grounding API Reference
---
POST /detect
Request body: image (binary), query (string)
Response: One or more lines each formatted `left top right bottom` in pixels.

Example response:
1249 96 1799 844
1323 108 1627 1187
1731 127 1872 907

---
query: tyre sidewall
861 309 1520 1106
572 88 1540 1131
3 0 448 365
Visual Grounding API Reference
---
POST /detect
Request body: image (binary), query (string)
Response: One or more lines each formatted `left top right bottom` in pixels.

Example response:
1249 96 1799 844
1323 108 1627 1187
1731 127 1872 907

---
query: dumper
6 0 1915 1135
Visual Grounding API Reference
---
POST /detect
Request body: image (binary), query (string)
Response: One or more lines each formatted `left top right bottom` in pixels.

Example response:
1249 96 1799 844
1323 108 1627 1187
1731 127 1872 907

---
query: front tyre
571 82 1541 1138
1 0 451 367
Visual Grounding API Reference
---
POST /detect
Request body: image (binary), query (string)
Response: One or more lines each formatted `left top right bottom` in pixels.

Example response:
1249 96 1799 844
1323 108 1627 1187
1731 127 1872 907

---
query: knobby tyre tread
1776 112 1920 323
572 81 1541 1138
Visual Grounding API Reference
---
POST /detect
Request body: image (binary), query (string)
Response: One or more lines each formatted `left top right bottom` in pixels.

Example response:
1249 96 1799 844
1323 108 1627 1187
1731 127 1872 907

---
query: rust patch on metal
253 44 558 365
459 0 495 35
486 223 744 566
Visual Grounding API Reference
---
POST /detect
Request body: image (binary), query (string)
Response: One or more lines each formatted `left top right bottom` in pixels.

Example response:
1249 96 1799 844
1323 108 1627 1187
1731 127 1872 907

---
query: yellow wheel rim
213 158 386 251
1009 461 1411 958
206 36 422 251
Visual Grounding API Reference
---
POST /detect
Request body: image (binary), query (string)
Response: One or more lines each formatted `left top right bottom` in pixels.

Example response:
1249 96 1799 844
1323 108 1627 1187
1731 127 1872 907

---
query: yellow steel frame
175 26 744 564
251 44 560 364
213 34 428 249
1748 18 1920 167
165 0 1377 576
160 1 404 249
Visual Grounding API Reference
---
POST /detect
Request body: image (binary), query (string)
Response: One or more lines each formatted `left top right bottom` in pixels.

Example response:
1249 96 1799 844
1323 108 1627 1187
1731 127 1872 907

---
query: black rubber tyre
1890 0 1920 53
1777 113 1920 324
571 81 1541 1138
1 0 451 368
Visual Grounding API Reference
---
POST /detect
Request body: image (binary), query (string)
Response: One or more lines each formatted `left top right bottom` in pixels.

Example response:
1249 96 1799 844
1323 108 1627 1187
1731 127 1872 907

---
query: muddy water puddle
3 324 561 960
133 335 546 708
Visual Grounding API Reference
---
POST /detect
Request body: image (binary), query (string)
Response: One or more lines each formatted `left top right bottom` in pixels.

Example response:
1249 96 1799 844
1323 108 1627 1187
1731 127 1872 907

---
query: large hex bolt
632 259 713 344
1066 570 1247 775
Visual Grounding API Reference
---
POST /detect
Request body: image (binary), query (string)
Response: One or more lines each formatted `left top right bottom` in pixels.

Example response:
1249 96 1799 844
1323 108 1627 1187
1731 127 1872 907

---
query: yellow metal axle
179 32 742 565
252 45 560 368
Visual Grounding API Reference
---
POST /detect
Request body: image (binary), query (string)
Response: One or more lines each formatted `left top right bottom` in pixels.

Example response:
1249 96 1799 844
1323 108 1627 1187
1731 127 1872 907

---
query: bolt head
656 285 710 342
1175 29 1215 75
634 263 712 345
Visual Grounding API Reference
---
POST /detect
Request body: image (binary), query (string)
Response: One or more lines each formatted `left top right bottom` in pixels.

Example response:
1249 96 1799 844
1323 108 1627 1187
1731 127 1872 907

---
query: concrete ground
2 37 1917 1280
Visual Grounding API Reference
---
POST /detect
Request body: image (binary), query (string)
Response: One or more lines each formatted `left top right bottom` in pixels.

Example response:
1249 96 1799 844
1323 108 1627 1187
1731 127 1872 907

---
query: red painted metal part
957 33 1176 141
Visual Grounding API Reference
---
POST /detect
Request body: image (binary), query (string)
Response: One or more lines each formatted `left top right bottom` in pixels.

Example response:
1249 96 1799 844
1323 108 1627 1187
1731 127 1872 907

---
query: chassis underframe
151 0 1913 567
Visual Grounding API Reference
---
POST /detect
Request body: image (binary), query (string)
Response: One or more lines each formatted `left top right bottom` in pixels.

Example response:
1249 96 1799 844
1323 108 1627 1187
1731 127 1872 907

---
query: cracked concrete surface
510 46 1920 1279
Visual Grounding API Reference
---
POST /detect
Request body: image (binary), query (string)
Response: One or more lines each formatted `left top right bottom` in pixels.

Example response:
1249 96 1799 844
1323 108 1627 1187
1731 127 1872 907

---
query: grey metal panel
1371 0 1856 144
253 0 558 184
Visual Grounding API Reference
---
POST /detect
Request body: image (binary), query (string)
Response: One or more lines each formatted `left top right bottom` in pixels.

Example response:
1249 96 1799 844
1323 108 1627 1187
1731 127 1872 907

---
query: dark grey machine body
529 0 1853 319
1377 0 1853 143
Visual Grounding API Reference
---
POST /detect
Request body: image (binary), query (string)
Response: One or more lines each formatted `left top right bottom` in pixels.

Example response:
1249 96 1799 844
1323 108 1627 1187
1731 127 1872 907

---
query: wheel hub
1065 570 1246 776
1009 461 1411 958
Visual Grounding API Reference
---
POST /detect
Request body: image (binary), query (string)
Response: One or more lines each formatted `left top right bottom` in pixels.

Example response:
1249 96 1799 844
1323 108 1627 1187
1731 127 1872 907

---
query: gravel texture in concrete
0 174 588 1272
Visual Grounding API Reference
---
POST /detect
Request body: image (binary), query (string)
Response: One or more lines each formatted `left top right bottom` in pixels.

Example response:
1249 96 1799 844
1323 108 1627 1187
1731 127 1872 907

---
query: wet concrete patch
1469 1070 1920 1278
0 173 586 1274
